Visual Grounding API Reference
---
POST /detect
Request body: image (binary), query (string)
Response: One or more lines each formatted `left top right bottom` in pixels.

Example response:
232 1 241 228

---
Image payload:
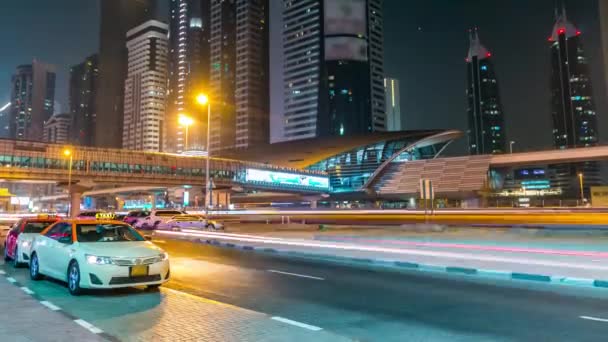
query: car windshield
23 221 55 233
129 211 149 217
76 223 145 243
172 215 200 221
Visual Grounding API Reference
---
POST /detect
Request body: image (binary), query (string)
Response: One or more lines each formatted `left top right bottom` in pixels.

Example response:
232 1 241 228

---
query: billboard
325 37 368 61
324 0 367 36
245 169 329 190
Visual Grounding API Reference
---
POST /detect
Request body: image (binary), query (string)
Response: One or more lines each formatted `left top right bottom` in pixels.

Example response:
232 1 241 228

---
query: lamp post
578 172 585 205
509 141 515 154
196 93 211 219
178 114 194 151
63 148 73 217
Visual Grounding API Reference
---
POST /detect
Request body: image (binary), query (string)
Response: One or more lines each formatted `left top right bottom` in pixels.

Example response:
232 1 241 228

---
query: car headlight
159 252 169 261
21 241 30 247
86 254 113 265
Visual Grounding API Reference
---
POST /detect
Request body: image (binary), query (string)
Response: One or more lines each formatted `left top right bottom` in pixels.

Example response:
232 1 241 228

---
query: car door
38 223 73 279
5 221 22 258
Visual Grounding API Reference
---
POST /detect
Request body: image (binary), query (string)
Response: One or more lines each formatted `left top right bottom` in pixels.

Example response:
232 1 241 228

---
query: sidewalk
156 226 608 288
0 274 107 342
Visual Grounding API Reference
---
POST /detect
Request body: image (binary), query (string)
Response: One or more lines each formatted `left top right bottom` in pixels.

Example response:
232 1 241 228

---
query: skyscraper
208 0 269 154
43 113 71 144
0 102 10 138
9 60 56 141
122 20 169 152
282 0 385 141
167 0 210 153
599 0 608 101
384 77 401 131
465 29 506 155
548 7 601 198
69 54 98 146
95 0 156 148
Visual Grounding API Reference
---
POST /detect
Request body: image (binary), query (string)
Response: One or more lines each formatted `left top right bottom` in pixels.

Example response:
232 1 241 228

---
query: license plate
130 265 148 277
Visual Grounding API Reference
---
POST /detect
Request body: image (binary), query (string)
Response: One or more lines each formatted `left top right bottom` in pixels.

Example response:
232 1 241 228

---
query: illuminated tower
465 29 506 155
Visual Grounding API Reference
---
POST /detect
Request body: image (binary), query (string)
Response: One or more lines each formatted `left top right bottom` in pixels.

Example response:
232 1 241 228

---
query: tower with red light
465 28 506 155
548 5 601 199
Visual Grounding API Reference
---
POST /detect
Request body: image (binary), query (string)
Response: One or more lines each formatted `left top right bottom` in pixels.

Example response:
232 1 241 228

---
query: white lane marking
40 301 61 311
267 269 324 281
158 230 608 272
0 270 5 275
580 315 608 323
6 277 16 283
271 316 323 331
74 319 104 334
20 286 34 295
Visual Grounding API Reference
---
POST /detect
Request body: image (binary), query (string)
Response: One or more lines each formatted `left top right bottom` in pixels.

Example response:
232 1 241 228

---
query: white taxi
29 220 170 295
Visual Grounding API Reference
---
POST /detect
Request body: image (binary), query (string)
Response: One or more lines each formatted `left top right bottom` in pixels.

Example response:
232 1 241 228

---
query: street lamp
509 141 515 154
196 93 211 219
63 148 73 217
178 114 194 151
578 172 585 205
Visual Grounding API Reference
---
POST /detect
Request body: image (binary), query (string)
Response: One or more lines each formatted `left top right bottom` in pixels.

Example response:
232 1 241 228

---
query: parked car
157 214 225 231
131 210 187 230
3 216 59 267
123 210 150 225
29 220 170 295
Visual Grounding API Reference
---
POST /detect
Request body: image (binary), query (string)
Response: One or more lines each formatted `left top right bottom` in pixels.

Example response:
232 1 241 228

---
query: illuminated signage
245 169 329 190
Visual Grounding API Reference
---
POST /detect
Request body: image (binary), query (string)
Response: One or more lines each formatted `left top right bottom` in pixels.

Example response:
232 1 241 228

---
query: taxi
29 219 170 295
3 215 59 268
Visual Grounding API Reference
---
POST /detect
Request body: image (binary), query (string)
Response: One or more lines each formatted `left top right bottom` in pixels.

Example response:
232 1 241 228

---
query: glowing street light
178 114 194 151
196 92 212 219
578 172 585 205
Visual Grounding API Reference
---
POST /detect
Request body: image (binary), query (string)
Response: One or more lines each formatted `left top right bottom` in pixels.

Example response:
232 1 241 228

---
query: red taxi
3 215 59 266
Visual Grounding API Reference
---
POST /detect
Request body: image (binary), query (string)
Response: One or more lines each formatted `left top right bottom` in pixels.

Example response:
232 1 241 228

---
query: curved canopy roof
218 130 463 170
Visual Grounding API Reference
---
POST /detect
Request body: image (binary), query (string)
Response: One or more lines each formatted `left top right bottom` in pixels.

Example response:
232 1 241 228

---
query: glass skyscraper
465 29 506 155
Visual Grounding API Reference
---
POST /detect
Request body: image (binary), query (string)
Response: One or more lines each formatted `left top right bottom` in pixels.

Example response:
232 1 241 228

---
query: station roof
218 130 463 170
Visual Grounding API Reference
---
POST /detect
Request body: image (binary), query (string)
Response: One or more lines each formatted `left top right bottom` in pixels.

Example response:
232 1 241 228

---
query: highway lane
158 239 608 341
4 238 608 341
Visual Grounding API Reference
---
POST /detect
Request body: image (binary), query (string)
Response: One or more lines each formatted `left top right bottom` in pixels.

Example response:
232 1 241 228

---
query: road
4 237 608 341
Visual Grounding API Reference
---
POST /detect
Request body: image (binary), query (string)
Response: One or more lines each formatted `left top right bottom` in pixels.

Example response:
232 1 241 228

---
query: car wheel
12 246 21 268
68 261 82 296
30 253 43 280
146 284 161 291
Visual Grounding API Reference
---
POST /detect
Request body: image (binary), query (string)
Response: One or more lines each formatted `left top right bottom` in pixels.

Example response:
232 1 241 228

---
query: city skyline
0 0 605 153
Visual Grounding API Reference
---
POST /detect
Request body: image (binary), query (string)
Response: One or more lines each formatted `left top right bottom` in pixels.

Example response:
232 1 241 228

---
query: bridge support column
70 191 82 218
207 190 231 209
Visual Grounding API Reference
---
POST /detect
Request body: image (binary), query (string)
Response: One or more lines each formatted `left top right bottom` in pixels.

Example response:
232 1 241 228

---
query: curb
196 237 608 290
0 271 119 342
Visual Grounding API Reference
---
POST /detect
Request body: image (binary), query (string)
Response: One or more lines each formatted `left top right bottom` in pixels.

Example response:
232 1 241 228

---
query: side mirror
58 236 72 244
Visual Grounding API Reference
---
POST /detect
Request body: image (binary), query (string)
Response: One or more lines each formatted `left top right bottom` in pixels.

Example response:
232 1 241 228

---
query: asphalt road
4 237 608 341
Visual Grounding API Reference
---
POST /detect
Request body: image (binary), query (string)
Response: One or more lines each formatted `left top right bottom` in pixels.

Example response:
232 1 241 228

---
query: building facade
0 102 10 138
69 54 98 146
282 0 385 141
600 0 608 102
96 0 156 148
207 0 269 154
122 20 169 152
167 0 210 153
9 60 56 141
465 29 506 155
43 113 70 144
384 77 401 131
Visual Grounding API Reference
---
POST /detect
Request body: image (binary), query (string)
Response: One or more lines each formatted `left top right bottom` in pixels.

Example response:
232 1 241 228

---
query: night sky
0 0 605 154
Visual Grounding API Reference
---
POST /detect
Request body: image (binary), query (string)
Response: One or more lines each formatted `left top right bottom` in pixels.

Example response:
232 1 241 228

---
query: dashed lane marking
271 316 323 331
40 301 61 311
267 269 325 281
6 277 16 283
74 319 104 334
20 286 34 295
580 315 608 323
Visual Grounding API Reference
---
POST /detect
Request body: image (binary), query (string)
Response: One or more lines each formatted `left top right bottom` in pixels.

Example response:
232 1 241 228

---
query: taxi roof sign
95 213 116 220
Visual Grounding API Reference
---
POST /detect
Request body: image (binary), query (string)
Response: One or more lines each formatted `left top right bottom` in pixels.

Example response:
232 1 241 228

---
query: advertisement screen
245 169 329 190
324 0 367 36
325 37 368 61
